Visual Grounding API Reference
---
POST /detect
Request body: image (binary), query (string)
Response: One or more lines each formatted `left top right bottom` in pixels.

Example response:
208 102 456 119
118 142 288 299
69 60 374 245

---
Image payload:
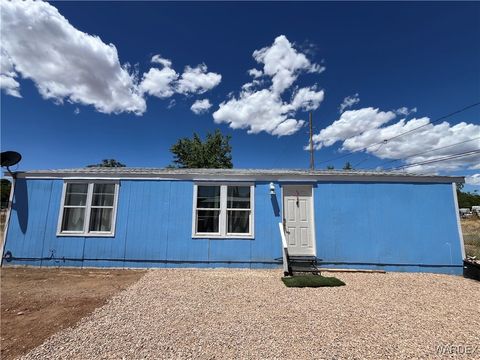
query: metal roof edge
11 169 465 184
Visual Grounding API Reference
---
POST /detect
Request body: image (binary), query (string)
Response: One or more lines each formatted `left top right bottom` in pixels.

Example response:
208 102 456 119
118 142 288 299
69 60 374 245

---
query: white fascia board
16 172 465 184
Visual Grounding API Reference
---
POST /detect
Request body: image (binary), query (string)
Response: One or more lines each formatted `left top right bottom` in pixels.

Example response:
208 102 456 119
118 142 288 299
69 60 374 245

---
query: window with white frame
58 182 119 236
193 184 254 238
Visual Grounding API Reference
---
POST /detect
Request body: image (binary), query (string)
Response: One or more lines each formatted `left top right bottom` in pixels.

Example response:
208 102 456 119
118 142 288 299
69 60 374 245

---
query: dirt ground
461 217 480 259
0 267 145 360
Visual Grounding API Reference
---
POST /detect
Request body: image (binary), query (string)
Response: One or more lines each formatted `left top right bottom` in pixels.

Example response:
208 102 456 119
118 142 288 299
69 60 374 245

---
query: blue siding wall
3 180 282 269
314 182 463 274
3 179 463 274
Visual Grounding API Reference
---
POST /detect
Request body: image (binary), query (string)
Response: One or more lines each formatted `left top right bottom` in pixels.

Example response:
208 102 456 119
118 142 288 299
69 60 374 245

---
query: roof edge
10 168 465 184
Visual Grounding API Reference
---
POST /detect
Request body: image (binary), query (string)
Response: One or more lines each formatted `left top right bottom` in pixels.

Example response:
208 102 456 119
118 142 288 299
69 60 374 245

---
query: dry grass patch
462 218 480 258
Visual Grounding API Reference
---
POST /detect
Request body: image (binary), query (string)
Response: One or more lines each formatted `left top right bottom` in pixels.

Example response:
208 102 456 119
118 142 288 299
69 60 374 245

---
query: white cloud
140 57 221 99
339 93 360 113
466 174 480 186
312 106 480 173
140 67 178 98
1 2 222 114
176 64 222 95
252 35 325 95
248 68 263 78
151 54 172 68
290 86 325 111
354 120 480 173
74 107 80 115
167 99 176 109
1 0 146 114
213 35 324 136
214 89 293 135
0 49 21 98
241 80 260 92
0 74 21 98
191 99 212 115
271 118 305 136
312 107 396 149
395 106 417 116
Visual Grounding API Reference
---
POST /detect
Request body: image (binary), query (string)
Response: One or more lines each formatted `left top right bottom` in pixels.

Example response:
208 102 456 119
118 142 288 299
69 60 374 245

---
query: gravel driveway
23 269 479 359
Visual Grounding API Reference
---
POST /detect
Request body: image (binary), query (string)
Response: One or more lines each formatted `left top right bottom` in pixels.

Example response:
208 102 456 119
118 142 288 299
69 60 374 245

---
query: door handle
283 219 290 234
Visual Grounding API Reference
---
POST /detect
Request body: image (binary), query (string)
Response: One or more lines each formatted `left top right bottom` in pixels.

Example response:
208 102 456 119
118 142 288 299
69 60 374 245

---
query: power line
353 141 387 168
384 102 480 143
375 137 480 168
388 149 480 171
317 101 480 167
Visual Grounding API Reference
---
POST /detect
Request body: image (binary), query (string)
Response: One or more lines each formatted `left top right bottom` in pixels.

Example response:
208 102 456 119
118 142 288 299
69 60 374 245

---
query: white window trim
57 180 119 237
192 183 254 239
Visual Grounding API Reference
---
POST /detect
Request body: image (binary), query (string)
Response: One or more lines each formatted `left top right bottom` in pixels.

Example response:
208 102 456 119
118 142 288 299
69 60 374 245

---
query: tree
87 159 126 168
170 130 233 168
326 165 334 170
1 179 11 209
343 162 353 170
456 188 480 208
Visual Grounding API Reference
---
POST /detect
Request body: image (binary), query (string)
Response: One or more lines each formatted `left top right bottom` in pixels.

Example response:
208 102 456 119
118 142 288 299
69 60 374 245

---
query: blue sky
1 1 479 188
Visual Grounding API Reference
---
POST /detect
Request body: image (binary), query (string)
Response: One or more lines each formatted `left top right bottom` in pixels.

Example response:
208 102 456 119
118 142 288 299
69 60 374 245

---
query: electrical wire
387 149 480 171
375 137 480 168
353 140 387 168
316 101 480 166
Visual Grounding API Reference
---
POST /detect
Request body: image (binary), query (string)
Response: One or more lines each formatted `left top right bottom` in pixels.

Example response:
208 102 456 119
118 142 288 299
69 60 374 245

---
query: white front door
283 185 315 256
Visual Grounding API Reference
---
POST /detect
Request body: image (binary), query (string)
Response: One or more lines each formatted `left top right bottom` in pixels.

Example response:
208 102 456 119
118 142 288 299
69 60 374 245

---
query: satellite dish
1 151 22 168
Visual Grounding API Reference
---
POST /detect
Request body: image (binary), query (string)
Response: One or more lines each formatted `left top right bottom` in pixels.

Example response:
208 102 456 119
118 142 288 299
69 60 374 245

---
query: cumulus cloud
140 56 221 99
214 89 294 134
252 35 325 95
312 107 396 149
140 66 178 98
466 174 480 186
213 35 324 136
1 2 222 114
176 64 222 95
151 55 172 68
190 99 212 115
339 93 360 113
312 106 480 173
0 49 21 98
290 86 325 111
248 68 263 78
0 0 146 114
395 106 417 116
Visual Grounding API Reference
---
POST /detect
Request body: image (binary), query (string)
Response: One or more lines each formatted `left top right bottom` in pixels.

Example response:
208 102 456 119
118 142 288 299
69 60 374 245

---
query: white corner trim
0 177 15 266
452 182 466 260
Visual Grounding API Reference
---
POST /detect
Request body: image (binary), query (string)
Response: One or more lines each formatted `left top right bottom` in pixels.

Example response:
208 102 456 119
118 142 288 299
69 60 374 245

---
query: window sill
192 234 254 240
56 232 115 238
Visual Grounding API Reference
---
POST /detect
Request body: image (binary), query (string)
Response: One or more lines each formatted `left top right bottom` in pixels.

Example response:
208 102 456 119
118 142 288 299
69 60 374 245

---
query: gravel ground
23 270 479 359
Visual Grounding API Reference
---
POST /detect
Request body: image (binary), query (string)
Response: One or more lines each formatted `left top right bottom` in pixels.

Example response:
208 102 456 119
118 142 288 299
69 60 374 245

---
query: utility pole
309 112 314 170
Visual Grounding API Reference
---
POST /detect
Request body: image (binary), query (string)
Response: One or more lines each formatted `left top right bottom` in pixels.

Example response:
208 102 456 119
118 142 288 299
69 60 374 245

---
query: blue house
1 168 465 274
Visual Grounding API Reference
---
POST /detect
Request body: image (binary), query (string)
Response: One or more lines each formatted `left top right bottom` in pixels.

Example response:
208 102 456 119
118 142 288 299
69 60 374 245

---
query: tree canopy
87 159 126 168
1 179 11 208
457 189 480 208
170 130 233 168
